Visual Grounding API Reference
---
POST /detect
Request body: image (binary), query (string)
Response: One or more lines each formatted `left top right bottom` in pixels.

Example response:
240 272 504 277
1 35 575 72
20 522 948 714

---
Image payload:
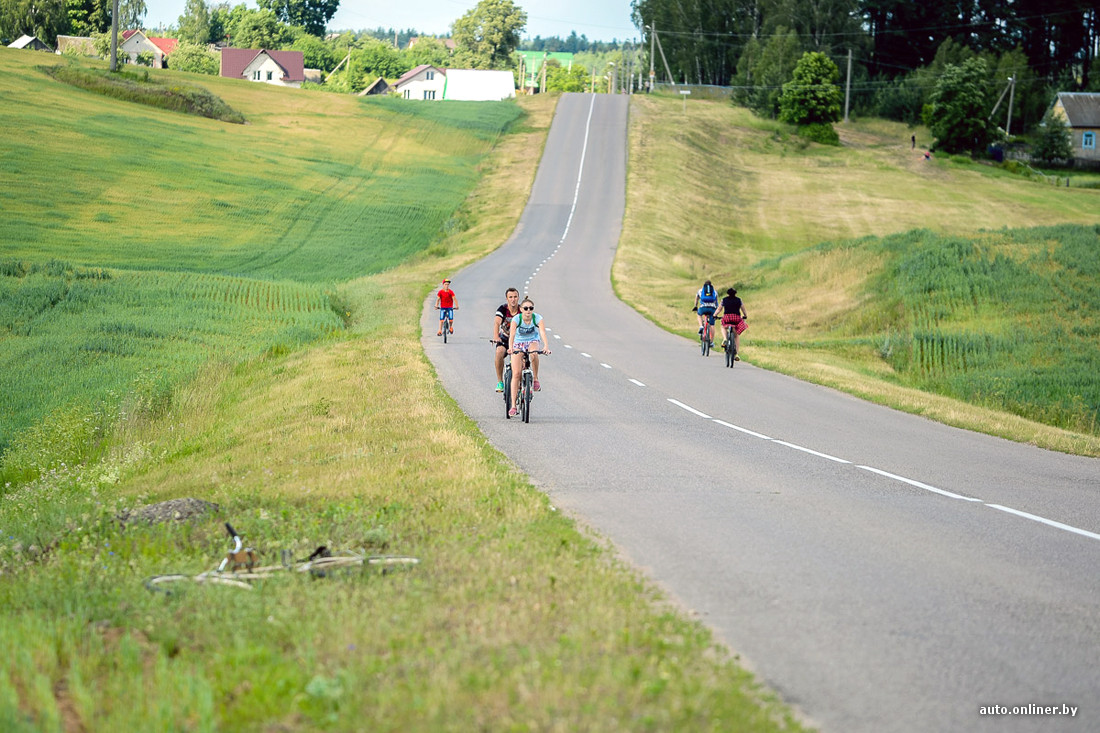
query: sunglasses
521 306 534 311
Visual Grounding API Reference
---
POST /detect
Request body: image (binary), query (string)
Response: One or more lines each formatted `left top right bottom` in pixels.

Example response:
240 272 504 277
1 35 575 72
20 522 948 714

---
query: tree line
632 0 1100 132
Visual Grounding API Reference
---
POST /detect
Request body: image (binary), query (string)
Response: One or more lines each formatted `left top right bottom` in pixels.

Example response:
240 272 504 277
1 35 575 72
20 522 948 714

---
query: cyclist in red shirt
436 278 458 336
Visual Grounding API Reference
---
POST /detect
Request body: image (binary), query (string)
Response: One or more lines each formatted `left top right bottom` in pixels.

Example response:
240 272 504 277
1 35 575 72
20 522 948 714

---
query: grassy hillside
617 94 1100 455
0 50 520 466
0 53 807 731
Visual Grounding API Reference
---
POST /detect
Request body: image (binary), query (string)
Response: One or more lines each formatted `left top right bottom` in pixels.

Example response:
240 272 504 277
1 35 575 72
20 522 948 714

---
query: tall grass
755 225 1100 435
0 261 343 479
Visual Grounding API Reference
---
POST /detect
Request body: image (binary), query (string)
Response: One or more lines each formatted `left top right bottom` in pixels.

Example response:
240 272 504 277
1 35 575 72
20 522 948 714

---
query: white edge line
772 440 850 464
580 353 591 358
857 465 981 502
667 399 711 419
713 420 771 440
986 504 1100 542
628 379 646 387
600 363 612 369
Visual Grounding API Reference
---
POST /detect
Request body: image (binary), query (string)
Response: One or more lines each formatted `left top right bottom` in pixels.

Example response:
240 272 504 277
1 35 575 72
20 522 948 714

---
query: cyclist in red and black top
436 278 457 336
491 287 521 392
717 287 748 358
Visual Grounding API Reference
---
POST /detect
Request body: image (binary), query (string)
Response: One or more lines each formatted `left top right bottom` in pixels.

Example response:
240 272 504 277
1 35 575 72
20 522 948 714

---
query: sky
142 0 640 43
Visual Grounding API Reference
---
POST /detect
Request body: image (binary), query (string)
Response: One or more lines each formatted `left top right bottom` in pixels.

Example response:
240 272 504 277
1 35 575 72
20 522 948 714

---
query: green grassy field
1 53 807 731
617 94 1100 455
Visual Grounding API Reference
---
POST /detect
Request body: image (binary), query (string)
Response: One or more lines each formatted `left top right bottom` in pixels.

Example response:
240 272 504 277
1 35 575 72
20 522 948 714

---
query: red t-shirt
437 288 455 308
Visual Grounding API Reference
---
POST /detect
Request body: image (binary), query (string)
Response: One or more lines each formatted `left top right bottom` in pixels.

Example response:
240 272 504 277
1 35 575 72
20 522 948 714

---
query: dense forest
632 0 1099 129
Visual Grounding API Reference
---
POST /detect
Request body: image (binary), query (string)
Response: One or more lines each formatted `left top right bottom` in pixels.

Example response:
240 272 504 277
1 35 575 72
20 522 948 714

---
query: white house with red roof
393 64 446 100
120 30 177 68
220 48 305 88
392 65 515 101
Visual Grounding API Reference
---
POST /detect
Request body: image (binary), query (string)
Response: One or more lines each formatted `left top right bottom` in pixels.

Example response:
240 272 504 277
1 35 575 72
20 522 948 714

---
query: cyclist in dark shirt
717 288 748 358
492 287 521 392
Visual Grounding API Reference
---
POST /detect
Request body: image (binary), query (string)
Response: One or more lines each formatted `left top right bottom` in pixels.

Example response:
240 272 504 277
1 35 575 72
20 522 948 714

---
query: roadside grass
617 95 1100 455
0 79 808 730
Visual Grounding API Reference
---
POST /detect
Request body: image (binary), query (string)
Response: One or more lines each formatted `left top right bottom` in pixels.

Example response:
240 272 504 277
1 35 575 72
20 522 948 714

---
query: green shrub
796 122 839 145
42 65 245 123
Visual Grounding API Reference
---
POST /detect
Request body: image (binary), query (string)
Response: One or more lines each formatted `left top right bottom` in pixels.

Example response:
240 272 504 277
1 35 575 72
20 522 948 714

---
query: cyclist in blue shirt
693 280 719 343
507 297 551 417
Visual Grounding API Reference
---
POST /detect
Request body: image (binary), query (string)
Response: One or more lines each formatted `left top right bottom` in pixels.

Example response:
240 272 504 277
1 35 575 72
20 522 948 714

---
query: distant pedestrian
911 134 916 149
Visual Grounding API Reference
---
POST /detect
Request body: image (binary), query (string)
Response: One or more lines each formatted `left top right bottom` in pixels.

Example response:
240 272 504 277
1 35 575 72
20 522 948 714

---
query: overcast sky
142 0 639 42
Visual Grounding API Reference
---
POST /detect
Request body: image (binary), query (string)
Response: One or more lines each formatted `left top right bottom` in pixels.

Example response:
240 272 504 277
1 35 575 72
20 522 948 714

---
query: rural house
392 66 515 101
1049 92 1100 163
220 48 305 88
393 64 446 100
8 35 53 52
120 30 177 68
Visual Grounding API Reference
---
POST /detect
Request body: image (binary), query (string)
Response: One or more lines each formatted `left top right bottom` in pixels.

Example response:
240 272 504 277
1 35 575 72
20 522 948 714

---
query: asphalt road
421 93 1100 732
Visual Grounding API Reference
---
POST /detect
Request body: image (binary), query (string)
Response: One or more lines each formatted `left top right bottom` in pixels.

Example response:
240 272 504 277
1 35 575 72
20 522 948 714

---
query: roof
219 48 305 82
443 69 516 101
55 36 96 55
395 64 445 86
1056 93 1100 128
119 30 178 56
8 34 50 50
149 37 178 56
359 77 391 96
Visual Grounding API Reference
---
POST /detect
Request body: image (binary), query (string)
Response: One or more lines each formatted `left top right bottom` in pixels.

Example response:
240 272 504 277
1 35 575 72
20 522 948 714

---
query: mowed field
616 95 1100 455
1 54 809 731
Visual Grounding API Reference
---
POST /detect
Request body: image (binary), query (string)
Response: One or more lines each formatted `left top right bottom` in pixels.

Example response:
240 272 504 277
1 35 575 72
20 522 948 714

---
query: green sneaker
495 381 504 392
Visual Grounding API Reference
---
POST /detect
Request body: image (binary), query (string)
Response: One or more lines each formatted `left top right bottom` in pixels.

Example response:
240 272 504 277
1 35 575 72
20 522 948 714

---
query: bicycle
436 306 457 344
697 313 716 356
723 324 738 367
144 523 419 593
506 348 549 423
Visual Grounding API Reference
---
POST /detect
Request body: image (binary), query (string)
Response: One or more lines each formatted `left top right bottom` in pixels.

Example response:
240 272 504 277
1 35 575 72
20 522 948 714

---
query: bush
796 122 839 145
43 65 245 123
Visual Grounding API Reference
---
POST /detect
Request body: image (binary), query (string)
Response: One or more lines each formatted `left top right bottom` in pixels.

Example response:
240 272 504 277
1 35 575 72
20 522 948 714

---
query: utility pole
844 49 852 123
1006 75 1016 136
648 24 656 92
109 0 119 71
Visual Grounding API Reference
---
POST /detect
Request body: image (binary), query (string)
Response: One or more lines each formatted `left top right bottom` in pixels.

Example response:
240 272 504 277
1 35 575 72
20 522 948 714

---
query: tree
289 31 335 71
229 8 289 49
257 0 337 38
118 0 145 29
1031 112 1073 166
177 0 211 44
732 27 803 118
451 0 525 70
546 61 589 92
353 37 407 79
1 0 68 46
170 39 219 73
928 57 991 154
778 51 842 126
406 36 451 68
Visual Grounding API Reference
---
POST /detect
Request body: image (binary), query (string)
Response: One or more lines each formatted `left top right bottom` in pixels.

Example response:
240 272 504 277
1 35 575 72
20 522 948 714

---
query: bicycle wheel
503 365 512 418
442 319 449 343
701 326 710 357
521 373 532 423
144 573 255 593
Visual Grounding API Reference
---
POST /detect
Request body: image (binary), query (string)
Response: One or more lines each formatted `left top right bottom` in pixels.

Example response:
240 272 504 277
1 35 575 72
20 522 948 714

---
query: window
252 70 260 80
424 90 436 100
426 71 434 80
266 71 273 81
403 90 411 99
1085 131 1096 150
